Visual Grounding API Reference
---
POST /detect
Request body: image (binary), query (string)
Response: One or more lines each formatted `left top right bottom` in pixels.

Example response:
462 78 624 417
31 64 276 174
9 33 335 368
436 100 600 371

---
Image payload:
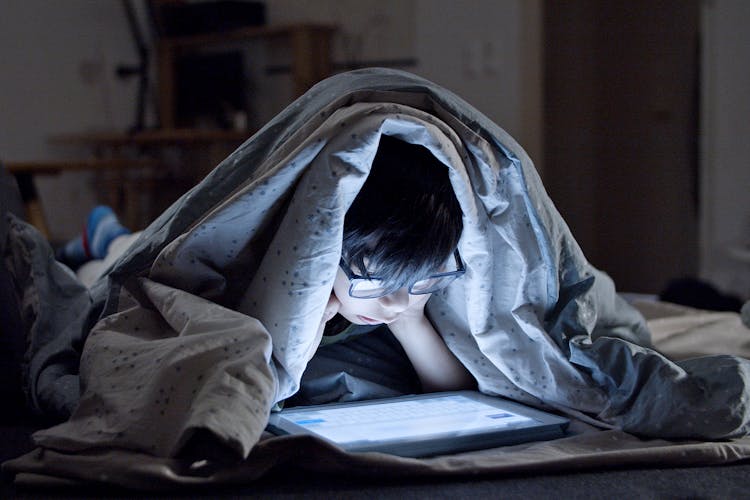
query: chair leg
13 173 50 239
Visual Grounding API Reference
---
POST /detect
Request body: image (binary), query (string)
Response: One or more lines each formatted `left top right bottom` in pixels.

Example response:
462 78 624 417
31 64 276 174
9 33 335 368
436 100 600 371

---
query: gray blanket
5 303 750 490
4 69 749 462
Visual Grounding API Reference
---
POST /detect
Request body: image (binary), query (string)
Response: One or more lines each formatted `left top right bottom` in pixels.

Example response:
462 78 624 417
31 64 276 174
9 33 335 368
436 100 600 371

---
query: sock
57 227 89 268
57 206 129 266
85 206 130 259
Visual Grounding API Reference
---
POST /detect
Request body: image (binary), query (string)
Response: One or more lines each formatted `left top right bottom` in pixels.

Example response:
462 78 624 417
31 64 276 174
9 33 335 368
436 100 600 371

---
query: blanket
5 302 750 490
3 69 750 467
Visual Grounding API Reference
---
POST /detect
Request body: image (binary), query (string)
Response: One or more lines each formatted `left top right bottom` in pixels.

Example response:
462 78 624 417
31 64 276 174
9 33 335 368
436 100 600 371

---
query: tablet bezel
267 390 570 457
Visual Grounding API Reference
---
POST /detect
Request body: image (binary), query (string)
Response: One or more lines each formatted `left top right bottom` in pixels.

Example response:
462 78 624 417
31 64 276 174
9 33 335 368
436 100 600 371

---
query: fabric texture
3 214 92 419
5 69 750 463
6 429 750 491
289 324 421 407
0 166 28 419
6 302 750 490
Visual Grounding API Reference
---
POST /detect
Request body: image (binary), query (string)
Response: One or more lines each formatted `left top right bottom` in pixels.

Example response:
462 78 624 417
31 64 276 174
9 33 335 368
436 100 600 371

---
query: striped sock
85 206 130 259
58 232 88 267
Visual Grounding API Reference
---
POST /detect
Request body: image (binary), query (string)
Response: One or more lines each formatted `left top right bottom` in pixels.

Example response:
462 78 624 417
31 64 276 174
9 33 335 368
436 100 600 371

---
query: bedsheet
2 69 750 485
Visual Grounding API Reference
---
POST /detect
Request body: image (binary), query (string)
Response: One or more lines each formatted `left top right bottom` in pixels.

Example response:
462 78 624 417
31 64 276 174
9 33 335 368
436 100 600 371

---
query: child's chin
336 311 363 325
350 314 384 325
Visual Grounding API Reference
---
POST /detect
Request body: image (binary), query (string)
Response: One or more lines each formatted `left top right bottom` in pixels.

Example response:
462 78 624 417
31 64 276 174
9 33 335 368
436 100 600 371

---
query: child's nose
378 287 410 313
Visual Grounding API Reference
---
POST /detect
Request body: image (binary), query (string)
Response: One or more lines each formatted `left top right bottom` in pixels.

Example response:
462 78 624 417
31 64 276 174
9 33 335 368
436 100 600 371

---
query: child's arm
387 296 475 392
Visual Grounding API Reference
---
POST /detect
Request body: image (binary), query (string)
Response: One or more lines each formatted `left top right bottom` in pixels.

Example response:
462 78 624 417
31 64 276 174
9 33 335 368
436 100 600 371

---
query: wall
700 0 750 298
0 0 138 240
413 0 543 170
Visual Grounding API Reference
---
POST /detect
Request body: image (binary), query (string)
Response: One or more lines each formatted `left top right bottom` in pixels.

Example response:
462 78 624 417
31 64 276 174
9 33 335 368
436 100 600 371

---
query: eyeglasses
339 250 465 299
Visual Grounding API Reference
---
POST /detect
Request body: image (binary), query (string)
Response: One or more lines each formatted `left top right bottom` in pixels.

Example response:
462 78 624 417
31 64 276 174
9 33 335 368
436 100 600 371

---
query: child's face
332 268 429 325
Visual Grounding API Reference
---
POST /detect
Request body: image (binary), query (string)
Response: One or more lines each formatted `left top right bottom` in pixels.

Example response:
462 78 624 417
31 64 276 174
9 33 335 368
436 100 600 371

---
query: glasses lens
410 275 459 295
350 278 388 298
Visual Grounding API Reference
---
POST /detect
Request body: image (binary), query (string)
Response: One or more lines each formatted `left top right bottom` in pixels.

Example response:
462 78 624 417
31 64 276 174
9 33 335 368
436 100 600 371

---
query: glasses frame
339 249 466 299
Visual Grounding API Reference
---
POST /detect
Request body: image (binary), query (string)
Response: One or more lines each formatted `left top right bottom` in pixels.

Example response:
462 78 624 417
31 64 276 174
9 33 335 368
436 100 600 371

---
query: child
301 135 475 404
183 135 474 459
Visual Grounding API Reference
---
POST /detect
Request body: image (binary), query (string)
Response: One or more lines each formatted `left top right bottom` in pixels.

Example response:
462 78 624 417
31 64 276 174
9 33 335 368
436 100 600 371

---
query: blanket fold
33 278 276 458
6 431 750 491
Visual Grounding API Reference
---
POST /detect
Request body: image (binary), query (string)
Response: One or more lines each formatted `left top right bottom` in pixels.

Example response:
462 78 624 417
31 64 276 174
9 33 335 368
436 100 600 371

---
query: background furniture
6 158 157 238
156 23 335 129
16 21 335 233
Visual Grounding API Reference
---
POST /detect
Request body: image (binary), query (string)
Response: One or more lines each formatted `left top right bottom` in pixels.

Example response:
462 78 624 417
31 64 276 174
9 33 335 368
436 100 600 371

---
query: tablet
267 391 570 457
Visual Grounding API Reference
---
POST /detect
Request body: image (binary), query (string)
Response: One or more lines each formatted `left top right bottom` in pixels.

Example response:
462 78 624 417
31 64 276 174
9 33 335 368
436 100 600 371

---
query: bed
2 68 749 496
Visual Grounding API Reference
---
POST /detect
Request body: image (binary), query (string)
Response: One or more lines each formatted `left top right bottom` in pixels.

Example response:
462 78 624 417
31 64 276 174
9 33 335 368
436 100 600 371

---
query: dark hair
342 135 463 292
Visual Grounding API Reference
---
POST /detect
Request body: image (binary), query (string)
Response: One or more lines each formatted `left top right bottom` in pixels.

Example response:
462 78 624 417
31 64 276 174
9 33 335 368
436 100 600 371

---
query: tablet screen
278 393 538 445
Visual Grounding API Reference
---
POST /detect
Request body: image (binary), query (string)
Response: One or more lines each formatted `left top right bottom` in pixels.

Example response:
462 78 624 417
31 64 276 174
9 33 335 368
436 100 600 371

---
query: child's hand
385 293 476 392
387 292 431 330
306 293 340 362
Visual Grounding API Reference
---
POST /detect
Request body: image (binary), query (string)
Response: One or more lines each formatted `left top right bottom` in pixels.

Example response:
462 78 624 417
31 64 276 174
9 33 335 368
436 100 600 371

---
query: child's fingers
324 293 341 322
307 294 340 363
